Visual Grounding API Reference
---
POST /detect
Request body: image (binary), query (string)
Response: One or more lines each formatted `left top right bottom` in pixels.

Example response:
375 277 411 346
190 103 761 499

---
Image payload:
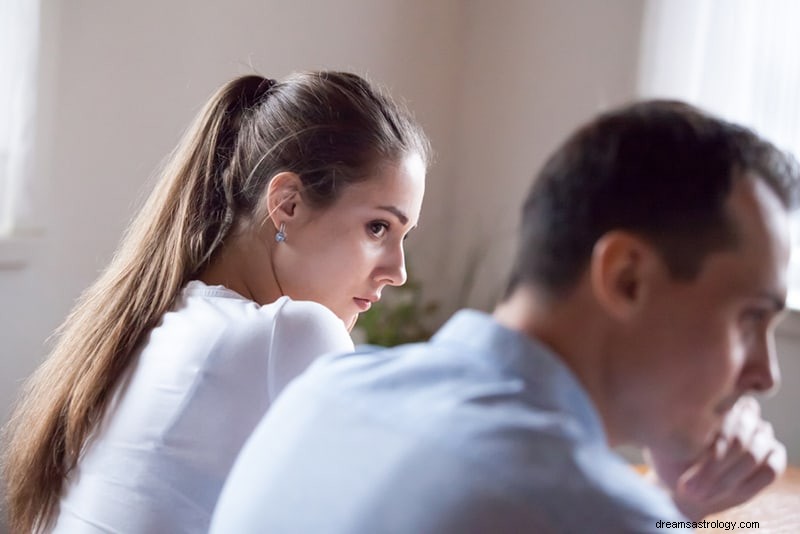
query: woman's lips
353 297 372 311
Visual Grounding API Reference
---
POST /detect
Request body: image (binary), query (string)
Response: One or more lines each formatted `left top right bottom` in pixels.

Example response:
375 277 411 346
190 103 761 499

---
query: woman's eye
368 221 389 238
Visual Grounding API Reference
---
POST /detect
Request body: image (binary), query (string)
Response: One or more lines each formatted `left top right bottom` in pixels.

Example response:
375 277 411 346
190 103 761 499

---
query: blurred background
2 1 800 531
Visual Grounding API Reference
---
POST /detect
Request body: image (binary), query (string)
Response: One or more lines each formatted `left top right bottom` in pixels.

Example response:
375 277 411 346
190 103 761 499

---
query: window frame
0 0 44 270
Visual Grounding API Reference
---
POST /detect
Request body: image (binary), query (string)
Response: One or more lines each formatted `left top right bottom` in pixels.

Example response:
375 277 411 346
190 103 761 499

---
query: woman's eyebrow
377 205 408 225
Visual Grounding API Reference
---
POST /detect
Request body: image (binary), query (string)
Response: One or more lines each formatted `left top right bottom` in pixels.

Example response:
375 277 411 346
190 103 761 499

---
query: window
639 0 800 309
0 0 41 267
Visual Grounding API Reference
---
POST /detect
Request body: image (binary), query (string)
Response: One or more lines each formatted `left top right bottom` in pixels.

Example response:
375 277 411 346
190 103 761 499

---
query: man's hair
506 100 800 298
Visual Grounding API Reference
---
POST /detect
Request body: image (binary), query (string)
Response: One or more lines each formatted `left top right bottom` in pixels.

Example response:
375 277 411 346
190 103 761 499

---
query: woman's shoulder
267 299 354 401
272 298 352 348
274 298 343 327
179 281 350 344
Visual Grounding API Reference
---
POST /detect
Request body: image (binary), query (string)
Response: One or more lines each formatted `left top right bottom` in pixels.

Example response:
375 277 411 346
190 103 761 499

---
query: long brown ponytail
3 71 430 533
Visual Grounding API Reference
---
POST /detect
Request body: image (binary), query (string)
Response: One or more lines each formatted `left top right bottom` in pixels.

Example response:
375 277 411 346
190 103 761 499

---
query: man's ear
263 172 303 229
589 231 659 321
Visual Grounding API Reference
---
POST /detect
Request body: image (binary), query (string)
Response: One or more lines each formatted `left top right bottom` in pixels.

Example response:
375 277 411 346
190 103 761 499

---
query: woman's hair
2 71 430 533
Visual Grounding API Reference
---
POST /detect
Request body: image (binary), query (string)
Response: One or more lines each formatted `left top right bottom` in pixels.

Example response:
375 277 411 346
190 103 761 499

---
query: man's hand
647 396 787 521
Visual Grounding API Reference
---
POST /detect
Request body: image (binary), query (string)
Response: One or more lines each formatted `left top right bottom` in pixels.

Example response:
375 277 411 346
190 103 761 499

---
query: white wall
445 0 646 311
0 1 461 531
0 0 462 415
1 0 654 429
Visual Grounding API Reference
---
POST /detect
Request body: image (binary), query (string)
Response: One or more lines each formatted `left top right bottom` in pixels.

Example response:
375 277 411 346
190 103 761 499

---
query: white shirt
52 281 353 534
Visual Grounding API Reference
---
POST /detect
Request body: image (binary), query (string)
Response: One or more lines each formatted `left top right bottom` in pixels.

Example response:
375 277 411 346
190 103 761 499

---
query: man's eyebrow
378 206 408 225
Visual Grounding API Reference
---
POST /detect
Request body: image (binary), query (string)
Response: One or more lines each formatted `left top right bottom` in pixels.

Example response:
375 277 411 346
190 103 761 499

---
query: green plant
355 272 439 347
355 241 494 347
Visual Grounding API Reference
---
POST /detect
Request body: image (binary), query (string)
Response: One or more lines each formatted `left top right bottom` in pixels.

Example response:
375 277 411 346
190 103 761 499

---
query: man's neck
493 284 628 448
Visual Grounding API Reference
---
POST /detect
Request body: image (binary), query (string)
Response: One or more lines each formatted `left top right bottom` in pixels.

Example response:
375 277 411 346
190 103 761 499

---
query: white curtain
0 0 41 235
638 0 800 308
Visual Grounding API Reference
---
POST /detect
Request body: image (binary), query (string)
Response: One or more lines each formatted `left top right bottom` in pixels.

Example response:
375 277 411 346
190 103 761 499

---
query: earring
275 222 287 243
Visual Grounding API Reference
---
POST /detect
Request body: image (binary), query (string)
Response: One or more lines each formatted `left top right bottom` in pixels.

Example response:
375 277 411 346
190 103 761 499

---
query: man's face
617 176 791 462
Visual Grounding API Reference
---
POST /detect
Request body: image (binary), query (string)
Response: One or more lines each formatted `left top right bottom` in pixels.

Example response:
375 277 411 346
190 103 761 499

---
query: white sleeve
267 299 354 402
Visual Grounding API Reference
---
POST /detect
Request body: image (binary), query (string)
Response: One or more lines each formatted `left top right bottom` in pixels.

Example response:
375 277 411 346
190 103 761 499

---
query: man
210 101 797 533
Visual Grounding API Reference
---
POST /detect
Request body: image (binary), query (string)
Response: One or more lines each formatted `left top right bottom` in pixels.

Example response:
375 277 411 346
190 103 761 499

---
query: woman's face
272 153 426 330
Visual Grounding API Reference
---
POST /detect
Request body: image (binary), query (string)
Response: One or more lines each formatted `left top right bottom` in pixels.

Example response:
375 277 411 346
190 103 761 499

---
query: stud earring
275 222 287 243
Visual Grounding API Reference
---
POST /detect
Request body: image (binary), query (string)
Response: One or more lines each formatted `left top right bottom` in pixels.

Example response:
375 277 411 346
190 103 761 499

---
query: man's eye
742 309 770 323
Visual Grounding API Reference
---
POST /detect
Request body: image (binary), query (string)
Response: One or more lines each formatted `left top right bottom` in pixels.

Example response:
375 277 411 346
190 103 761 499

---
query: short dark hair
507 100 800 298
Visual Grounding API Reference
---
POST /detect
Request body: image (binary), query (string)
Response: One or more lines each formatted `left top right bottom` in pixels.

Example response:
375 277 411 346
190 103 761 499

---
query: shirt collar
431 309 607 444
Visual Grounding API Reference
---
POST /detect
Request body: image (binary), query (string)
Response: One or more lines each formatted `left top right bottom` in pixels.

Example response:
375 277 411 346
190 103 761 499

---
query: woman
3 71 429 533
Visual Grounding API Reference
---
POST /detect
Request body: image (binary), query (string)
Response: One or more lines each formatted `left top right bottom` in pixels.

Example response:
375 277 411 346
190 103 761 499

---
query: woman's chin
345 313 359 332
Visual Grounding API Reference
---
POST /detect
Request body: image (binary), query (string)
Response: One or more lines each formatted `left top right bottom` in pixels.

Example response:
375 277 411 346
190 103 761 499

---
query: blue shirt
210 310 689 533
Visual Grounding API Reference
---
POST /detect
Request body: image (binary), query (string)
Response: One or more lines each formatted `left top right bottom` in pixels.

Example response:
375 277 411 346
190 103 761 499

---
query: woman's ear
264 172 303 229
589 231 659 321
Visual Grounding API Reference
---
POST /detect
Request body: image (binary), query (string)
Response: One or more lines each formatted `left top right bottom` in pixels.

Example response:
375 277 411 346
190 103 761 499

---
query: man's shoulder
239 334 689 534
441 440 687 533
543 448 687 531
299 348 685 528
292 340 590 473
